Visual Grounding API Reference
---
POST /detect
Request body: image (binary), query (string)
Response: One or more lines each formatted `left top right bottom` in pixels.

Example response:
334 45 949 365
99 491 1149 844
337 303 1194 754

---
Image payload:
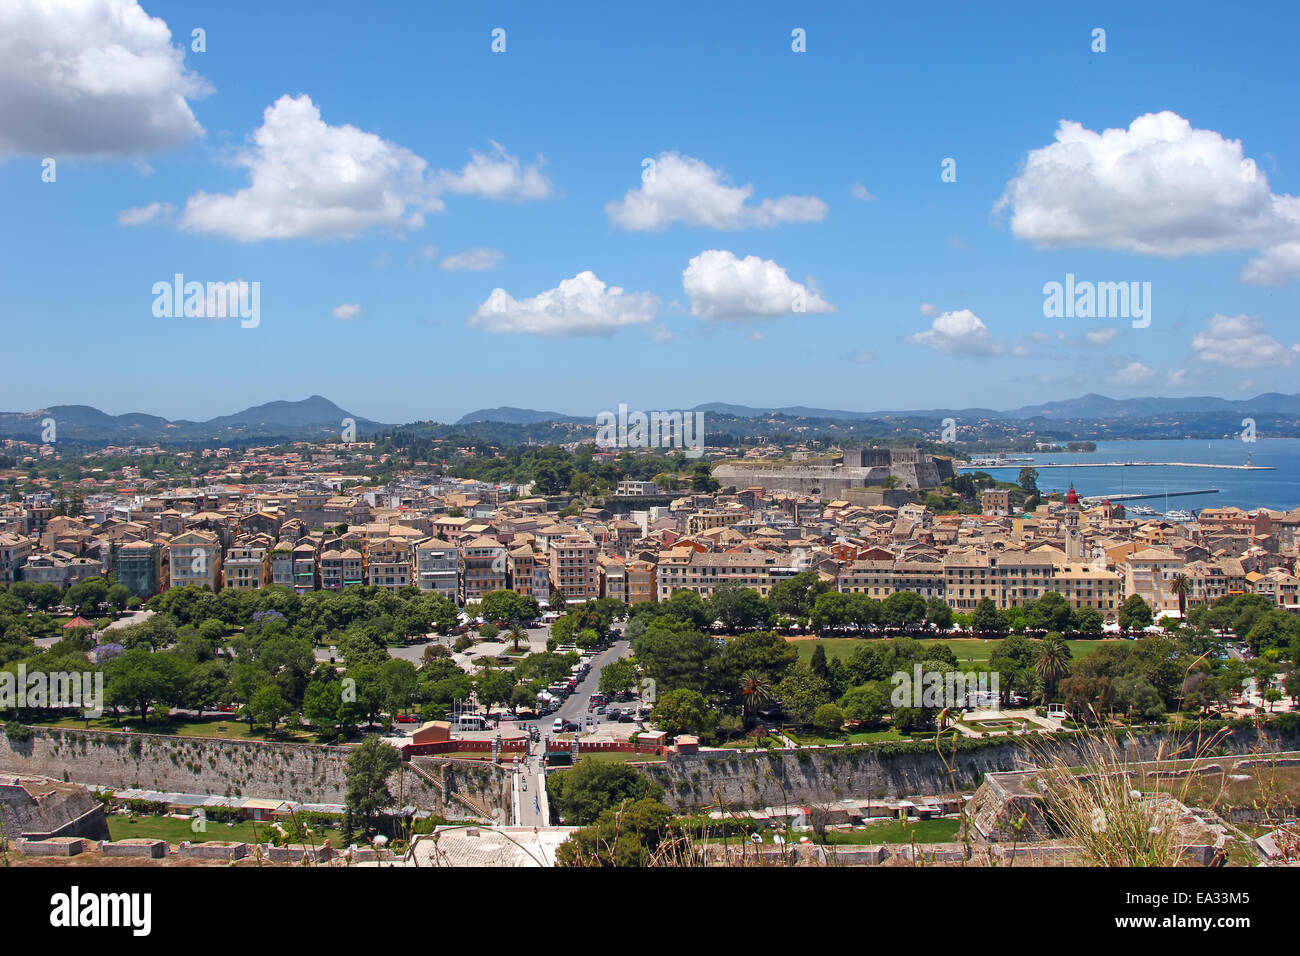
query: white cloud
649 324 674 344
1109 361 1157 387
408 244 438 265
332 303 363 321
682 249 834 320
606 153 827 231
441 248 503 271
181 95 442 241
118 201 176 226
1240 242 1300 286
1168 369 1190 387
919 302 936 317
1191 314 1300 368
850 183 875 201
996 111 1300 279
0 0 211 158
434 141 551 200
908 309 1003 356
469 271 659 336
1084 326 1119 347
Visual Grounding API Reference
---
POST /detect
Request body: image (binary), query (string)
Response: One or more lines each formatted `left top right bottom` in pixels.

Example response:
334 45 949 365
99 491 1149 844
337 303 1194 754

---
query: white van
456 715 487 731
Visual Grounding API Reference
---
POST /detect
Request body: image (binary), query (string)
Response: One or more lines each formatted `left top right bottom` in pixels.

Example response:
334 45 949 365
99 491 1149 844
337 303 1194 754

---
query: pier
1079 489 1219 504
958 461 1273 471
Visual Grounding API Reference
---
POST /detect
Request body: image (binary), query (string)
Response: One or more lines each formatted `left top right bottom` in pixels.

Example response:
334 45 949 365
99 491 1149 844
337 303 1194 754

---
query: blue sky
2 0 1298 423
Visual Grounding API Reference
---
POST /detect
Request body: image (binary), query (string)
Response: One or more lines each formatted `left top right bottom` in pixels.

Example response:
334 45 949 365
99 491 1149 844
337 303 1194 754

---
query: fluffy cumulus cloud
0 0 211 158
331 303 362 320
181 95 442 241
681 249 834 320
908 309 1003 356
1109 361 1157 387
118 201 176 226
1084 326 1119 347
996 111 1300 282
441 248 503 271
606 153 827 231
1191 314 1300 368
433 141 551 200
468 271 659 336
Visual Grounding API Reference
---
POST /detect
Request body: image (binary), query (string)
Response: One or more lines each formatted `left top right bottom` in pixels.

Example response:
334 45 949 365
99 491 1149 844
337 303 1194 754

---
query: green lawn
791 636 1109 668
825 816 962 845
572 751 666 764
26 713 325 743
108 815 345 847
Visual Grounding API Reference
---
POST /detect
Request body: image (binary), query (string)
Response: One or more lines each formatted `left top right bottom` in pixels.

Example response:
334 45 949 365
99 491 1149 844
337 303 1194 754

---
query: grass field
108 815 345 847
824 816 963 845
791 636 1110 668
27 713 324 743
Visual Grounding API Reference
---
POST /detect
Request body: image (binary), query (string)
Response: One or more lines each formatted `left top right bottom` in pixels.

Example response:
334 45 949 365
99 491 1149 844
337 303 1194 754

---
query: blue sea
958 439 1300 512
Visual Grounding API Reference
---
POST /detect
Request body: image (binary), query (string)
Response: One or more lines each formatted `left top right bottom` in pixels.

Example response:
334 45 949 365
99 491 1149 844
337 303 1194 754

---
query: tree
766 571 829 621
649 688 718 738
809 643 829 680
1169 574 1192 620
971 598 1005 636
475 669 514 716
104 648 187 721
1118 595 1154 633
557 798 676 867
774 665 832 724
1026 592 1073 633
838 682 891 725
707 583 770 631
812 703 844 737
548 759 666 826
1035 633 1072 701
344 738 401 832
1017 467 1039 497
248 683 289 732
738 670 773 726
598 657 638 696
1072 605 1104 635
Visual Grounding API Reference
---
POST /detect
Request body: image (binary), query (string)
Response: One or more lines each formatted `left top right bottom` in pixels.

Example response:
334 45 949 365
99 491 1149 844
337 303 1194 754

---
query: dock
1079 490 1218 504
959 461 1273 471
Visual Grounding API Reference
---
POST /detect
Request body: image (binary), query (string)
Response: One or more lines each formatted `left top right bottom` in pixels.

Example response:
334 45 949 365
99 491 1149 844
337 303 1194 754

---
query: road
512 636 631 827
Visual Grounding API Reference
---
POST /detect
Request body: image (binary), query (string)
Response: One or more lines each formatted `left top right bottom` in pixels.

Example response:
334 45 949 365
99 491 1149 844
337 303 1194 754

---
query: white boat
1128 504 1157 516
1164 509 1194 521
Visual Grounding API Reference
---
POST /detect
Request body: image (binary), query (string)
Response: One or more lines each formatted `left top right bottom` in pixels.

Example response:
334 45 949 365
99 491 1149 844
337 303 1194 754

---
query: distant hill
455 406 589 425
0 395 388 444
457 392 1300 423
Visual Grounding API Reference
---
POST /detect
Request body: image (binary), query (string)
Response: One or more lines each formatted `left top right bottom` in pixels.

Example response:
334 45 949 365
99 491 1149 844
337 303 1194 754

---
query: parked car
562 719 581 733
552 717 565 733
394 714 419 724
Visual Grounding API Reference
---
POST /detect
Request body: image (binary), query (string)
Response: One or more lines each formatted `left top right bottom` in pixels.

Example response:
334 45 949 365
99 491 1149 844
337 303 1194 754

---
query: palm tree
1035 636 1070 701
739 670 773 727
508 623 526 654
1169 574 1192 621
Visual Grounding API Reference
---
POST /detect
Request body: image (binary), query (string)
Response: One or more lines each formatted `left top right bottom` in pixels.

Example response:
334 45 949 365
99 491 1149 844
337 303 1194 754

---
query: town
1 429 1297 870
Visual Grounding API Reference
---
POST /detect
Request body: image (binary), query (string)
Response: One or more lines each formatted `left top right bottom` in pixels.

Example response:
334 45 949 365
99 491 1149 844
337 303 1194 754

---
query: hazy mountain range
2 392 1298 444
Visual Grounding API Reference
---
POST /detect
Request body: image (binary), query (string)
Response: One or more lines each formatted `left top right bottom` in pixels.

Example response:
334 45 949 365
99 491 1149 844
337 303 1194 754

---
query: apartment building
21 553 103 589
0 532 34 583
319 546 364 591
657 550 778 601
943 550 996 612
367 537 413 590
598 555 627 603
292 539 320 592
1124 548 1184 615
414 538 460 600
223 539 272 590
549 534 599 602
169 530 222 591
993 552 1057 609
626 558 657 605
270 541 296 588
461 536 508 603
1052 563 1123 619
616 480 660 496
115 540 163 597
